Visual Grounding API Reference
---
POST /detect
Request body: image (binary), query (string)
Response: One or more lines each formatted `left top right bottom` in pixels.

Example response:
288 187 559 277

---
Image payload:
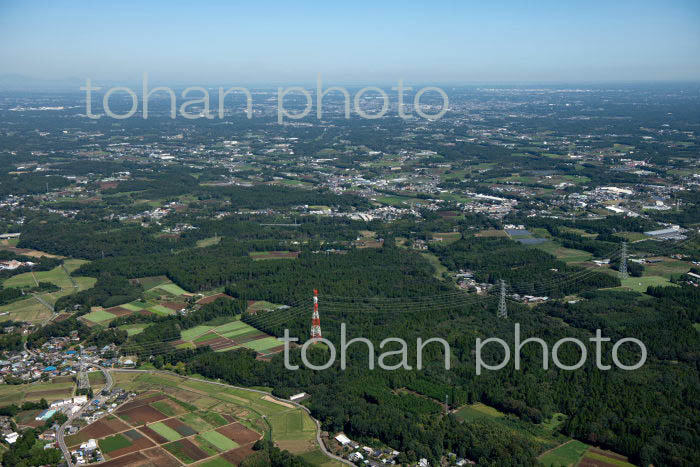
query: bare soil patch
222 445 255 464
118 394 166 411
98 452 148 467
106 306 133 317
196 293 233 305
139 426 169 444
118 405 168 425
142 447 177 466
262 395 294 408
164 417 197 437
217 423 261 445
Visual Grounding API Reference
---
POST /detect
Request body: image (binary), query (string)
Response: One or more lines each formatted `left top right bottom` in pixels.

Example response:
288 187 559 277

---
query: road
111 368 352 466
56 365 113 467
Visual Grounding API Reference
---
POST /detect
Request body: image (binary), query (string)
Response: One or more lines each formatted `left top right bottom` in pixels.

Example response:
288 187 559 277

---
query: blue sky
1 0 699 84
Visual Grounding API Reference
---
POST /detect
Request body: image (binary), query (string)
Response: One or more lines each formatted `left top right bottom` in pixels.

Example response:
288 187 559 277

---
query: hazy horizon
1 0 700 85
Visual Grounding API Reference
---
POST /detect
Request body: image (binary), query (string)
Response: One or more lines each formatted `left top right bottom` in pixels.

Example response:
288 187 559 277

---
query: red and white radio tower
310 289 322 340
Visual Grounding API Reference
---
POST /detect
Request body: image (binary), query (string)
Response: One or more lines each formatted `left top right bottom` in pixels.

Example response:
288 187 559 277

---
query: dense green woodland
3 127 700 465
10 203 699 466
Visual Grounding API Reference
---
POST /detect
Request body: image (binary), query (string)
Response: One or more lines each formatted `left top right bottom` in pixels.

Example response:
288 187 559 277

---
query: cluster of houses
74 438 103 464
332 432 401 465
0 335 134 385
0 338 80 384
331 431 477 466
68 389 134 465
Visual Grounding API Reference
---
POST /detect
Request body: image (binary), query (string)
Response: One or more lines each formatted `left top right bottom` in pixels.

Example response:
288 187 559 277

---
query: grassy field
454 403 505 422
420 252 448 280
234 336 281 352
88 371 106 386
614 232 648 242
541 413 567 432
118 323 150 336
83 308 117 324
618 275 674 292
198 457 234 467
0 296 52 323
247 301 283 312
0 259 95 323
249 251 298 261
643 258 692 278
148 304 176 316
0 379 75 405
532 241 593 263
197 236 222 248
539 440 590 467
157 283 189 296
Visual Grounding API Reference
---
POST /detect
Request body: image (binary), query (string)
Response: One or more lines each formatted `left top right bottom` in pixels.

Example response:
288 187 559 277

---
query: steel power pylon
619 242 628 280
497 280 507 319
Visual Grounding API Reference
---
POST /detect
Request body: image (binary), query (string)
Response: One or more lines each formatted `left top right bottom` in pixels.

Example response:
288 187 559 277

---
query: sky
1 0 699 85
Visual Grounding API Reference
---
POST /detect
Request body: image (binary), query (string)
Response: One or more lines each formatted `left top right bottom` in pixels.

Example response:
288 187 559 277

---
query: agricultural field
137 275 191 300
149 421 183 441
642 257 693 278
475 229 509 238
580 447 636 466
134 275 170 290
82 308 117 324
0 379 75 405
249 251 299 260
100 372 338 465
81 291 185 326
177 315 283 356
539 440 590 467
539 440 635 467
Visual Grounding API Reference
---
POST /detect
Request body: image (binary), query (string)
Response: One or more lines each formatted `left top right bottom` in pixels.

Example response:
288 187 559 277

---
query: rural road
111 368 353 466
57 365 113 467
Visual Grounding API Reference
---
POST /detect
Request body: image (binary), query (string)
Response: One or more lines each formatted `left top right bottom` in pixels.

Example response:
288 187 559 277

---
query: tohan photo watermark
279 323 647 374
81 73 449 123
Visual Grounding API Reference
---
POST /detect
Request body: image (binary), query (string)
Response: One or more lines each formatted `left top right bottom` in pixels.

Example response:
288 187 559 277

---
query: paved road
111 369 352 466
57 365 113 467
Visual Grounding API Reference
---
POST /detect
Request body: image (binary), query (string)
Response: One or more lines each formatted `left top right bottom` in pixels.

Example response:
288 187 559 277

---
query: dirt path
537 439 575 459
